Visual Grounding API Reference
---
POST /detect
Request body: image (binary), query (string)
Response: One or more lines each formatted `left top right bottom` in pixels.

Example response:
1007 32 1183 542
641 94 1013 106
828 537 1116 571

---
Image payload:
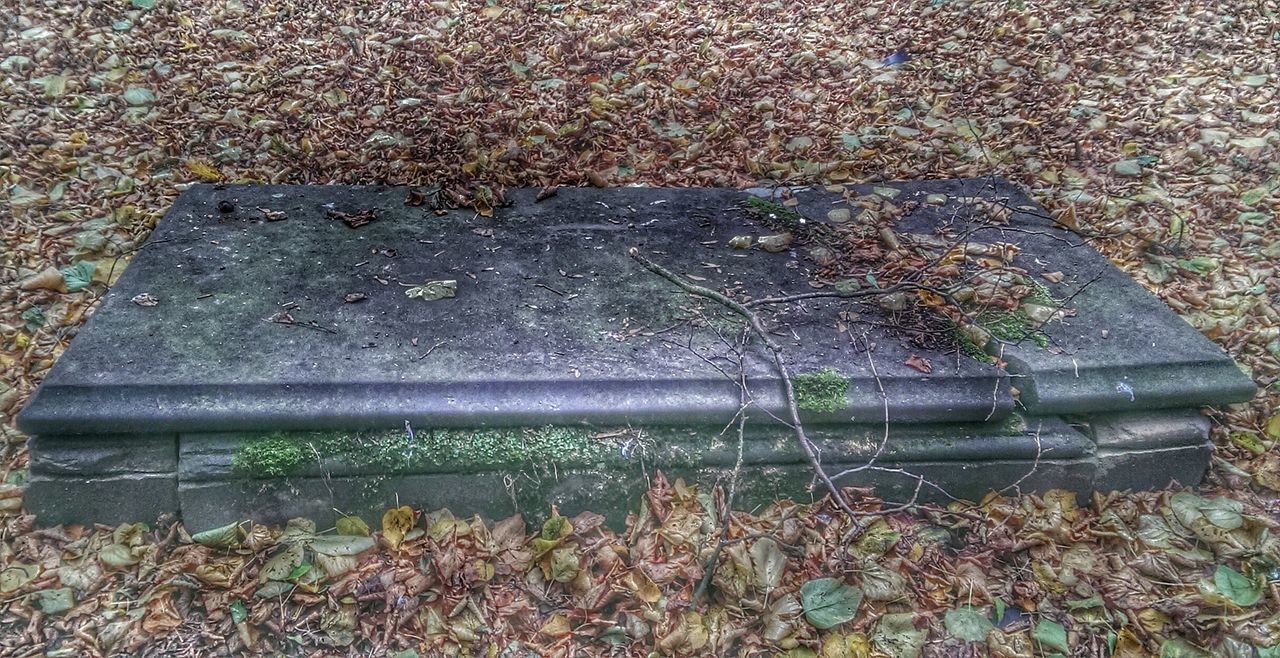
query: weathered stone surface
27 434 177 476
1078 410 1212 491
25 473 178 526
20 184 1024 435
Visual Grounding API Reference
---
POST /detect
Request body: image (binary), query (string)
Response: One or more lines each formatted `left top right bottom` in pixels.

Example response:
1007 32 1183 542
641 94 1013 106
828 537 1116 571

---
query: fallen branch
627 247 858 519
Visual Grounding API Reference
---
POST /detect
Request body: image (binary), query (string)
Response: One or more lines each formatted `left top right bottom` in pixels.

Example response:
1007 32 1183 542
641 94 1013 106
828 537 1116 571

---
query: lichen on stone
792 368 849 414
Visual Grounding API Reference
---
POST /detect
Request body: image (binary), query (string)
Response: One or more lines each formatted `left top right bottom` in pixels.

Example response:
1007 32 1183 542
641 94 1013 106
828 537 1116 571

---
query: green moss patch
975 309 1050 348
950 324 995 363
232 435 308 477
743 195 807 230
793 368 849 414
233 426 631 478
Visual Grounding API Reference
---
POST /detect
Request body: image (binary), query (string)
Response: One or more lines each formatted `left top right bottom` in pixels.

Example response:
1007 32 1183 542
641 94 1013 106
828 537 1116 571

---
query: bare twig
627 247 858 518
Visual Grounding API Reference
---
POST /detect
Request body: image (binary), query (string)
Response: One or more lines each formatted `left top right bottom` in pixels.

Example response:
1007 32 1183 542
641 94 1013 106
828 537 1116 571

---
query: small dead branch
627 246 858 520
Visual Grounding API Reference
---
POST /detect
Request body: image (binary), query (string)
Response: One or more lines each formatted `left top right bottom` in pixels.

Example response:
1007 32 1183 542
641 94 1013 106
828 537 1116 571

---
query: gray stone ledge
25 473 178 526
27 434 177 476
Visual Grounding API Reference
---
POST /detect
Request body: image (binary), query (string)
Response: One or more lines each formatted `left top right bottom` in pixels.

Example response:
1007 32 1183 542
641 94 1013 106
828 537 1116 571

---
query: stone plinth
18 180 1254 529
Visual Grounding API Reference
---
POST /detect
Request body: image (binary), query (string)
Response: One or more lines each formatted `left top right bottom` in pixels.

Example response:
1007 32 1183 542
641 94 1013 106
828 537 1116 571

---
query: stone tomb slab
19 184 1013 434
17 180 1254 528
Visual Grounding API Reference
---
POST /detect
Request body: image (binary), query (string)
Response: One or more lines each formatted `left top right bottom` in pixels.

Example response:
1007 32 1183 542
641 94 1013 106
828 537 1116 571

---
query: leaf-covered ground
1 0 1279 655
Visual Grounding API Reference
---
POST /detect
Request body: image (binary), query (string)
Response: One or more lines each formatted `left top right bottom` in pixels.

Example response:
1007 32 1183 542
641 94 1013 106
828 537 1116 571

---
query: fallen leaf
904 355 932 374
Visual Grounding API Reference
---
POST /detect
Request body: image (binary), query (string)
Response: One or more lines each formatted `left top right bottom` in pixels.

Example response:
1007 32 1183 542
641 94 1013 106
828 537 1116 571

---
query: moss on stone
233 426 631 478
233 434 308 477
976 309 1049 348
1024 280 1058 307
950 323 995 363
743 195 806 231
792 368 849 413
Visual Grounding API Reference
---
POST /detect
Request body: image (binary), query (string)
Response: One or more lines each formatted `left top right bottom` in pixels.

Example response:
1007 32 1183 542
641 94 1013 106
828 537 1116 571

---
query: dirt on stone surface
1 0 1279 656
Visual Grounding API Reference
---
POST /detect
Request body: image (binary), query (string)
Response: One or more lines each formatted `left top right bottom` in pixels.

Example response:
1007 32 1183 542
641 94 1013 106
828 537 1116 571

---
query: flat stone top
18 180 1252 435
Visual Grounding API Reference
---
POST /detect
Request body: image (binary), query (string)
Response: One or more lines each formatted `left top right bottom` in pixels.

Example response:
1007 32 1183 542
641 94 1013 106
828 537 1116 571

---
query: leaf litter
1 0 1279 655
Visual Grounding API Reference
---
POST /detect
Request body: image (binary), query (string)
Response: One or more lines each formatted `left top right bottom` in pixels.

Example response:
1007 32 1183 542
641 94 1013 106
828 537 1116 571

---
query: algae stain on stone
792 368 849 413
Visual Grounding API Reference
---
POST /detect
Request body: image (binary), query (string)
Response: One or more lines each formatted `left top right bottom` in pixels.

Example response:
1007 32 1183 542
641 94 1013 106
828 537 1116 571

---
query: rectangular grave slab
17 180 1255 528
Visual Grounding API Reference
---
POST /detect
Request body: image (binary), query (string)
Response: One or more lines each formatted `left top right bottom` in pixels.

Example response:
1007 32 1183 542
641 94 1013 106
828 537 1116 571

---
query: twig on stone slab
1000 420 1045 497
627 246 858 520
743 283 914 309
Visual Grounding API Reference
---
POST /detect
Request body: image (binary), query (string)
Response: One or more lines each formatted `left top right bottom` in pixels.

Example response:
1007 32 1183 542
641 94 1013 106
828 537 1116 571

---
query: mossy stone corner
17 181 1256 528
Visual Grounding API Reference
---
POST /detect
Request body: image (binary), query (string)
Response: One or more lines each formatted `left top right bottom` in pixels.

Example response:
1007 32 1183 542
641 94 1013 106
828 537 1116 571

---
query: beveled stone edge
16 373 1013 436
1007 357 1256 415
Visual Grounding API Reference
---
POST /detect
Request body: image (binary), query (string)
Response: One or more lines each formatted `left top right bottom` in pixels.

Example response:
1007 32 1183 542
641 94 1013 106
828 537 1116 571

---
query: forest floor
1 1 1278 656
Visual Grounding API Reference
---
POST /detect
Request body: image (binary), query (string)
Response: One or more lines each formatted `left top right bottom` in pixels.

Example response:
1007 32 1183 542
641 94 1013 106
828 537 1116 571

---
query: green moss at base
230 425 731 480
233 435 307 477
233 426 638 478
792 368 849 414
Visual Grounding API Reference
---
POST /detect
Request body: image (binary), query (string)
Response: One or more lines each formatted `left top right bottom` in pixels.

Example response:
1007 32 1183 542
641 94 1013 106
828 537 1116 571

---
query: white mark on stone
1116 381 1135 402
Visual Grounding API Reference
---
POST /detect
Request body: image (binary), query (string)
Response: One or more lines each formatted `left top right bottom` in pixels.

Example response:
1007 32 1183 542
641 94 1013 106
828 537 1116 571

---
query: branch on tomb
627 246 859 519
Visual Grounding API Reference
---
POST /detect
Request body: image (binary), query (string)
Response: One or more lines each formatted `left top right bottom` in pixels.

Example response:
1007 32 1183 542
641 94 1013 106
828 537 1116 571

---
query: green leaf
22 307 46 333
131 0 156 8
1258 645 1280 658
260 544 305 583
545 547 579 583
122 87 156 106
944 607 993 642
32 74 68 97
1238 211 1271 225
1033 619 1069 653
286 562 312 581
98 543 140 569
60 261 96 292
192 521 242 549
1214 564 1263 606
29 588 75 615
1160 638 1211 658
1175 256 1218 275
1242 187 1270 206
800 577 863 629
229 599 248 624
0 563 40 594
872 612 925 658
1171 493 1243 530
